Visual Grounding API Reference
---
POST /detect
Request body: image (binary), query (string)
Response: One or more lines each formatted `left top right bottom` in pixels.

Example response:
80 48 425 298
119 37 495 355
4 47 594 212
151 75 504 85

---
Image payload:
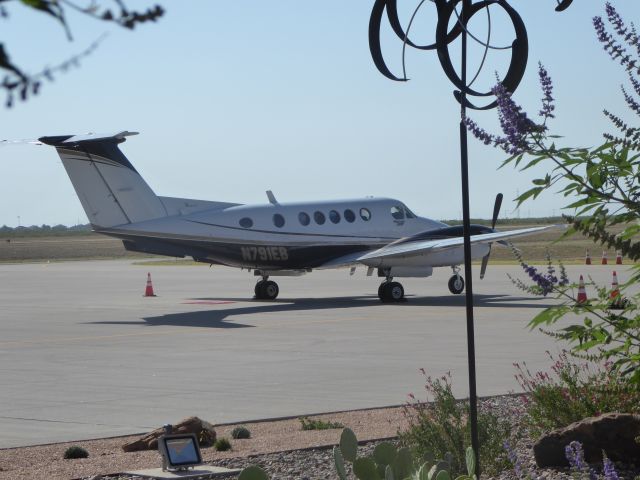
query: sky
1 0 639 227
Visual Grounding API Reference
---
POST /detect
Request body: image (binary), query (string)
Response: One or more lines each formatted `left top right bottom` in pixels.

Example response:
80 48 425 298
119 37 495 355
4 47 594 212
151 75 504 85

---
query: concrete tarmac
0 260 627 448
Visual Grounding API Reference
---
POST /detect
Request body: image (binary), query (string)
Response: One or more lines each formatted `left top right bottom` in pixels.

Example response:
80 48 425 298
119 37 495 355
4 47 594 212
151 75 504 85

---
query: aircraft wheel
380 281 404 302
448 275 465 294
254 280 266 299
262 280 279 300
378 282 387 300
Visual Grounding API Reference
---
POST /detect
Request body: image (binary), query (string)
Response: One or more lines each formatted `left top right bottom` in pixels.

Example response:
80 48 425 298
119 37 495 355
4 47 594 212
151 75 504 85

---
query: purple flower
538 63 555 119
565 442 598 480
603 456 620 480
504 441 527 479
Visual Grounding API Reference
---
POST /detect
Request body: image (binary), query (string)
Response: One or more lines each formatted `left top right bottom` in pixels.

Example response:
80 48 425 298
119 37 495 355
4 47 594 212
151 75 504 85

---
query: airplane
33 131 555 302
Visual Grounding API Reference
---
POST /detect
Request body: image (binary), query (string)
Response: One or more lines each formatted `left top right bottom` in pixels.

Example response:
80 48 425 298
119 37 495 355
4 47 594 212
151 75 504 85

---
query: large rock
533 412 640 467
122 416 216 452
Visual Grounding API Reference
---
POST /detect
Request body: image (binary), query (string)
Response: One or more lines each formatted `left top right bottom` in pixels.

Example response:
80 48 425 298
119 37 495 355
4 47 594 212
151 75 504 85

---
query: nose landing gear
448 266 465 294
378 269 405 302
254 276 279 300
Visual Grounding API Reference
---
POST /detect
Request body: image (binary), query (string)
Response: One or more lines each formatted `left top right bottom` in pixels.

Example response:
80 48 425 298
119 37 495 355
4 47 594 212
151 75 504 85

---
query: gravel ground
3 395 639 480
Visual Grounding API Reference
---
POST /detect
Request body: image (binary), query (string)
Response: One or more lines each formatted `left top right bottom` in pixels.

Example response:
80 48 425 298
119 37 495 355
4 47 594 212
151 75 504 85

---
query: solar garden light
158 424 203 472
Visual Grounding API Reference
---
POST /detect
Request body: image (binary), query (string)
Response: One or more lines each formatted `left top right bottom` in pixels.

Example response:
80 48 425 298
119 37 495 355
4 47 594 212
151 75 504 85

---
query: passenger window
391 206 405 220
239 217 253 228
298 212 310 226
344 209 356 223
273 213 285 228
360 208 371 221
329 210 341 224
314 211 326 225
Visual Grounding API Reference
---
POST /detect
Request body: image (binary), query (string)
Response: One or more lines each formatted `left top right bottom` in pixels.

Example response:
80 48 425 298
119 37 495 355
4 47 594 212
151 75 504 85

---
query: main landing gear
254 276 279 300
448 266 465 294
378 270 405 302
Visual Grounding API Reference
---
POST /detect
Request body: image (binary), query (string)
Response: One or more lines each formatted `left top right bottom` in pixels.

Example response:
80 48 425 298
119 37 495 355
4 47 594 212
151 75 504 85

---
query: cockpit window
360 208 371 221
390 206 405 220
404 205 417 219
239 217 253 228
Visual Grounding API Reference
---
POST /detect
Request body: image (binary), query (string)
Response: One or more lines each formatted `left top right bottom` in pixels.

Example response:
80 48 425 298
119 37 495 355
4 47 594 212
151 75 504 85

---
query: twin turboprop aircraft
36 131 553 302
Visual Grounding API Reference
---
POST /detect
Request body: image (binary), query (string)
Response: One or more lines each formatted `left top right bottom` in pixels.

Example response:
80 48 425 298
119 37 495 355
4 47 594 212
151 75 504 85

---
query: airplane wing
318 225 558 269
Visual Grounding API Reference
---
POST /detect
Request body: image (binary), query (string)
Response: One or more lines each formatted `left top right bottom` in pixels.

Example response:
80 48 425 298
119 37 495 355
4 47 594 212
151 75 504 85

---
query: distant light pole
17 215 20 227
368 0 573 474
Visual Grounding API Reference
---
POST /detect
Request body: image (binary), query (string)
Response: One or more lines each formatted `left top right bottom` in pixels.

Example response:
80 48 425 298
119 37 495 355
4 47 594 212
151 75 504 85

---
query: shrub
514 350 640 437
399 371 511 477
214 438 232 451
63 445 89 459
231 426 251 439
299 416 344 431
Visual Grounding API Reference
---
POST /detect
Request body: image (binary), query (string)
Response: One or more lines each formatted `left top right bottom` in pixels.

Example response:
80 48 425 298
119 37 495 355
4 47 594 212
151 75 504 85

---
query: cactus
237 428 471 480
238 466 269 480
340 427 358 462
335 445 348 480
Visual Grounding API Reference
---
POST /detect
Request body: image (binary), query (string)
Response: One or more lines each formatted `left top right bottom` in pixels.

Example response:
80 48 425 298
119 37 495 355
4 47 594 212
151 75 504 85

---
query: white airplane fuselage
102 197 490 273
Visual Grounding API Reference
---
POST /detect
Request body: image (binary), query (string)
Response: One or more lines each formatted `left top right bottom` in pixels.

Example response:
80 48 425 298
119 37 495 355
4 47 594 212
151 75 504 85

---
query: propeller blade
480 246 491 279
491 193 503 229
481 193 502 279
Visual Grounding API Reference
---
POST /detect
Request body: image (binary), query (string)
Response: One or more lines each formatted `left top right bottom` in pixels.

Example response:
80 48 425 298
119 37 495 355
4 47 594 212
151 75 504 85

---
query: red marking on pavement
182 300 236 305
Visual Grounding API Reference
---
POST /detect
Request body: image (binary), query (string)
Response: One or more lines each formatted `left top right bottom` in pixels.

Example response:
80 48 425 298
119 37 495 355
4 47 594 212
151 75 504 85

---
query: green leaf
465 447 476 477
339 428 358 462
385 465 395 480
393 447 413 480
334 446 347 480
373 442 397 466
354 457 381 480
238 466 270 480
436 470 452 480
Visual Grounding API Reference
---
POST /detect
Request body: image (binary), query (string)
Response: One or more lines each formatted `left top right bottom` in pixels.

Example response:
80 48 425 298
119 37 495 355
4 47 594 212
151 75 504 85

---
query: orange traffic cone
585 250 591 265
609 270 625 310
610 271 620 300
143 272 156 297
576 275 588 304
616 250 623 265
601 251 608 265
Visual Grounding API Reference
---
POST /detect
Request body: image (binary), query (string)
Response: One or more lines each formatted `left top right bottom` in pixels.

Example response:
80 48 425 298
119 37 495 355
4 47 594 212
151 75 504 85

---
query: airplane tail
38 132 168 228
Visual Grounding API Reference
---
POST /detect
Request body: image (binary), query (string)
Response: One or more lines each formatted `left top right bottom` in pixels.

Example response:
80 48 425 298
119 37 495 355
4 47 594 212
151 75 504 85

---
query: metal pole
459 0 480 475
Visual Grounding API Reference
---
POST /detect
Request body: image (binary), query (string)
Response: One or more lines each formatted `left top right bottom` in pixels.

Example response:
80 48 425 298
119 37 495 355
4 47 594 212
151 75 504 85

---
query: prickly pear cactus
238 465 269 480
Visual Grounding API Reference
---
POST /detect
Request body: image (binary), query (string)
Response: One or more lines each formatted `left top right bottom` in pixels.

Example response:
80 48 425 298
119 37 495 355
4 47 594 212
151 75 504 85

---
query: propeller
480 193 503 280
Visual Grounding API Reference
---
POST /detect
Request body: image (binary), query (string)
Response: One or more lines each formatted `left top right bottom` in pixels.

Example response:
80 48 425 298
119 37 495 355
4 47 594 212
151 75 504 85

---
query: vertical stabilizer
39 132 167 228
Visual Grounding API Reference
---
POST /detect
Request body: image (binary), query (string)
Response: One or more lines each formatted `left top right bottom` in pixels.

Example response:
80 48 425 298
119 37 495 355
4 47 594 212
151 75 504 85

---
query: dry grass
0 407 407 480
0 227 629 265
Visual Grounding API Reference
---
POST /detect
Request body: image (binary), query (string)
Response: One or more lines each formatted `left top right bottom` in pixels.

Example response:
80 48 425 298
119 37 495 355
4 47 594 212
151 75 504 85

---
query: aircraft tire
380 281 404 302
254 280 266 299
263 280 279 300
448 275 465 294
378 282 387 300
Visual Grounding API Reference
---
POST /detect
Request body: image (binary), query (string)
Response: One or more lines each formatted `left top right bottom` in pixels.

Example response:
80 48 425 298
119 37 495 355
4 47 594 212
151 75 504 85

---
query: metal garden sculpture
368 0 573 474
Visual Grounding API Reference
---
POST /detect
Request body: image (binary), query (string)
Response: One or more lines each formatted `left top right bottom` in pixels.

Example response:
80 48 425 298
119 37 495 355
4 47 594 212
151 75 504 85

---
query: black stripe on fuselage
117 233 375 269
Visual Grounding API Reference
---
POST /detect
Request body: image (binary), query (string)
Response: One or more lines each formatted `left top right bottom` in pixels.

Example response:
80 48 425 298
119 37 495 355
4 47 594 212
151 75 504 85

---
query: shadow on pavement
86 294 555 329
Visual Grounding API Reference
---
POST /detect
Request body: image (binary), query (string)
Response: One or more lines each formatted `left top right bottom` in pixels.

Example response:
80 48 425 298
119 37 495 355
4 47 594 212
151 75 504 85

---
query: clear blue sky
1 1 638 226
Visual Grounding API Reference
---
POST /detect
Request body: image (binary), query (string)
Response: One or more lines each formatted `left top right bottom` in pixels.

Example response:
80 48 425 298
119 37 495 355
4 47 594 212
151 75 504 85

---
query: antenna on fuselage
266 190 278 205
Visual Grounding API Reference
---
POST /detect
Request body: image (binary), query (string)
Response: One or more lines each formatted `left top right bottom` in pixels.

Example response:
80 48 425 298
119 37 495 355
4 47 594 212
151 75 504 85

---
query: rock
534 413 640 467
122 416 216 452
